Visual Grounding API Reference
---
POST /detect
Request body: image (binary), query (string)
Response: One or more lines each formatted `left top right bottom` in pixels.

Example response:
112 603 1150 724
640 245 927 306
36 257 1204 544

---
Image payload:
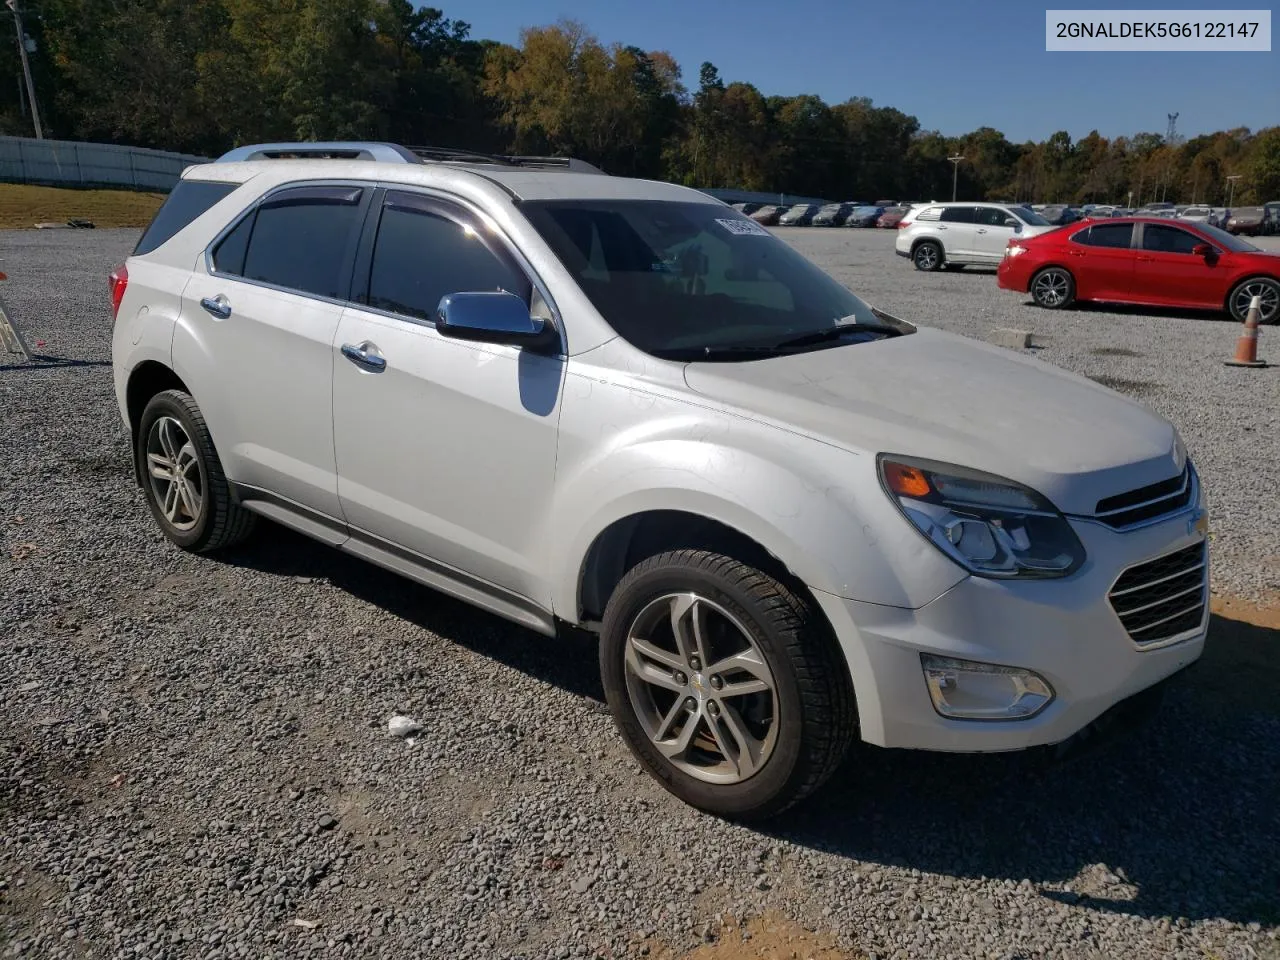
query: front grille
1094 465 1193 528
1108 541 1207 647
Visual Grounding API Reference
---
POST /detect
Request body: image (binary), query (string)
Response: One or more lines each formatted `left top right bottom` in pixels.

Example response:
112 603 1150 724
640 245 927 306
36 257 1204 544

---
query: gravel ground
1 228 1278 960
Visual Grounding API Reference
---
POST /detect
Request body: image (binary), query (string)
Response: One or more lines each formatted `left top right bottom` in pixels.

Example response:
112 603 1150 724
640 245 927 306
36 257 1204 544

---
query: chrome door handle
200 295 231 319
341 341 386 372
976 228 988 234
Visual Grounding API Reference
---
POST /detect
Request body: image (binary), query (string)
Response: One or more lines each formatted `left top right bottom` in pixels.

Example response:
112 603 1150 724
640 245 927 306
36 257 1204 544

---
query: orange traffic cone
1225 295 1268 368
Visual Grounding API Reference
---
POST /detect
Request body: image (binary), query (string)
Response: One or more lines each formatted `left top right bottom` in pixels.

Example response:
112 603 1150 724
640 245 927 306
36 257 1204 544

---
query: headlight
878 455 1085 579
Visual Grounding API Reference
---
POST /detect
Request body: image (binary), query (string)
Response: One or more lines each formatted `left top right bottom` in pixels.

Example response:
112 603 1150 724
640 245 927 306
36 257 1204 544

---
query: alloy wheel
1033 269 1071 307
1233 280 1279 324
146 416 204 531
915 245 938 270
623 593 779 785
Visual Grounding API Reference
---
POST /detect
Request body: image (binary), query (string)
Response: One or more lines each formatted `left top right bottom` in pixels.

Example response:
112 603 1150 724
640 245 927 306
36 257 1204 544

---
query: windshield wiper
769 322 903 351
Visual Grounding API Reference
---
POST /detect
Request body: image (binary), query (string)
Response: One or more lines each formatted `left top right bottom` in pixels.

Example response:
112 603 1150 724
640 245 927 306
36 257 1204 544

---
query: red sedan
996 217 1280 325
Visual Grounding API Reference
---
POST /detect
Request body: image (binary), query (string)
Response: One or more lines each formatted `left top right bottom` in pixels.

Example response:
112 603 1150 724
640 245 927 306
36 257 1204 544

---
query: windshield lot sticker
716 218 771 237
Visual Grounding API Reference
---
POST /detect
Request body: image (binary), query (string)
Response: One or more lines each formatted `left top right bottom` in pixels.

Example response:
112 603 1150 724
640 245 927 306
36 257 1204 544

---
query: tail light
109 263 128 320
897 220 911 229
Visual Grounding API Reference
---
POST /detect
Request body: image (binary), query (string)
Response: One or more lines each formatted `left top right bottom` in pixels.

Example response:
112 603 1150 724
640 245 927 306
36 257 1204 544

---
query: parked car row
892 199 1279 326
1022 202 1280 236
735 201 915 228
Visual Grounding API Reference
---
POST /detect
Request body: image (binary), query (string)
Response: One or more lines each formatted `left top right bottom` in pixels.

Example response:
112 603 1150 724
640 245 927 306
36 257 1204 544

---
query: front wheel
1228 277 1280 325
599 550 856 820
1030 267 1075 309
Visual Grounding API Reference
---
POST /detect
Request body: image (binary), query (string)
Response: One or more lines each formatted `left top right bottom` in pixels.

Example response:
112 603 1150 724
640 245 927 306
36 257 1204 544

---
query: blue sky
449 0 1278 143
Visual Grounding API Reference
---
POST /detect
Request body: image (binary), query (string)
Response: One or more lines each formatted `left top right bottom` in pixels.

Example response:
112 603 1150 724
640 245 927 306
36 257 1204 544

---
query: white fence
0 136 209 192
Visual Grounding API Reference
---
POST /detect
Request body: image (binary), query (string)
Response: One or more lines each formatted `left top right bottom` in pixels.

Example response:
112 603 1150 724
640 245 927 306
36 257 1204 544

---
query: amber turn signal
883 461 931 498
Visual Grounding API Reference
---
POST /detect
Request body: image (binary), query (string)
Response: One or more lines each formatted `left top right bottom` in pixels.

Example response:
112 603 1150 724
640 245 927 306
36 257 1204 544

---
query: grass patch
0 183 163 229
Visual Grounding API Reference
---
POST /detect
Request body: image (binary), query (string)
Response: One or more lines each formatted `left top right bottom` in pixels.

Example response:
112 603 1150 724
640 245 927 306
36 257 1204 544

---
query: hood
682 327 1180 515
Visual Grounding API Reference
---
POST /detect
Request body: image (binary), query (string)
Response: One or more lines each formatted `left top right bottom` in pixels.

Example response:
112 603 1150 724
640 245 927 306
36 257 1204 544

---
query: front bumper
812 511 1208 752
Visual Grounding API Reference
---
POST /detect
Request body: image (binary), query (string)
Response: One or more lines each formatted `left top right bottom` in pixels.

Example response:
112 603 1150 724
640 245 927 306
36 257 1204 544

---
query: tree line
2 0 1277 205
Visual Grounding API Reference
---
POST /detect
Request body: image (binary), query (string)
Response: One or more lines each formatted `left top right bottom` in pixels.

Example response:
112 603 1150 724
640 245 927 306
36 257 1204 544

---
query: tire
599 549 856 820
913 240 943 272
1227 276 1280 326
1030 266 1075 309
135 389 255 552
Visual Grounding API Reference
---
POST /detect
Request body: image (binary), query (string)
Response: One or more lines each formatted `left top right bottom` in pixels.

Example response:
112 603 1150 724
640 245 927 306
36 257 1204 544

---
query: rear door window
228 186 367 299
1072 223 1134 248
134 180 239 256
939 206 976 223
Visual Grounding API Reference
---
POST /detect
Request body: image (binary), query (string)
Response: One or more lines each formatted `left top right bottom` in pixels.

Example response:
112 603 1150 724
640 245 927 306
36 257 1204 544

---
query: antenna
1166 113 1179 143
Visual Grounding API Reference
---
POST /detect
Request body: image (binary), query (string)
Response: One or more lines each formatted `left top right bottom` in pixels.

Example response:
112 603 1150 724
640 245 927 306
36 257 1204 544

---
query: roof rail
214 141 607 175
406 146 605 174
216 142 421 163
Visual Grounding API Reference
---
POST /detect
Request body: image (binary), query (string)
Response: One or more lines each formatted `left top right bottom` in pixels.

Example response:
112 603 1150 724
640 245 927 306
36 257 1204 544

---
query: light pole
5 0 42 139
947 155 964 202
1226 175 1241 208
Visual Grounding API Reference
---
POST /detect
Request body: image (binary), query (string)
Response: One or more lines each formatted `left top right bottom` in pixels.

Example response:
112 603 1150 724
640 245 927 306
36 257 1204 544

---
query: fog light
921 655 1054 720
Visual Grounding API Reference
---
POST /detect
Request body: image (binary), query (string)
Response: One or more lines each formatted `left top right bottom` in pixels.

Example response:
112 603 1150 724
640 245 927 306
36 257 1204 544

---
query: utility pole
6 0 42 139
947 155 964 202
1226 175 1241 208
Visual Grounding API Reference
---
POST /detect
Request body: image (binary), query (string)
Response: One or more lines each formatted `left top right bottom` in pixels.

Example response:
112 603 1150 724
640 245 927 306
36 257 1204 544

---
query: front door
971 207 1023 262
331 190 565 604
1132 223 1226 309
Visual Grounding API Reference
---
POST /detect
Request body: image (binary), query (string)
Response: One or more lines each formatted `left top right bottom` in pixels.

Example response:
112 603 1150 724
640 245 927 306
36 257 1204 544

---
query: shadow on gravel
764 611 1280 929
217 526 604 703
216 529 1277 928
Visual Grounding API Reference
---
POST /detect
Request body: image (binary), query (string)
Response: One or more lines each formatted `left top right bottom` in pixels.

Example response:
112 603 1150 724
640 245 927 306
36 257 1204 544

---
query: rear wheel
913 240 943 272
599 549 856 820
1030 267 1075 309
1228 277 1280 325
135 390 255 552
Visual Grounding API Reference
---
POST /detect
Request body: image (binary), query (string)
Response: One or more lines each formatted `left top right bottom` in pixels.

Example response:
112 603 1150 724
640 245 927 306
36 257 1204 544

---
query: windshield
1196 221 1259 252
522 199 902 360
1011 206 1050 226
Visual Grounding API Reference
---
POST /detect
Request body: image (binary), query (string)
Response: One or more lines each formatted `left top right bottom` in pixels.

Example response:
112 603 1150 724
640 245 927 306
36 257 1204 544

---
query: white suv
111 142 1209 819
896 202 1057 270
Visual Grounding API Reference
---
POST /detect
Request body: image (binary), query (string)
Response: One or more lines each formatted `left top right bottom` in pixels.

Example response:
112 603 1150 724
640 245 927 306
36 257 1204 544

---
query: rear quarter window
134 180 240 256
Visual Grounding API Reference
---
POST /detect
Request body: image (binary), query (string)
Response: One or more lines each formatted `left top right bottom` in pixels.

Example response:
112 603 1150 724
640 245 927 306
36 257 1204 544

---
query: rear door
971 207 1023 262
1132 222 1226 308
175 184 371 519
937 206 979 259
1064 221 1136 300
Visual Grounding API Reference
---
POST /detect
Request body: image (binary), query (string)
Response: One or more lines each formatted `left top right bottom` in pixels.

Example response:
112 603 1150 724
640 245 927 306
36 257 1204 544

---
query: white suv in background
896 202 1057 271
111 142 1209 819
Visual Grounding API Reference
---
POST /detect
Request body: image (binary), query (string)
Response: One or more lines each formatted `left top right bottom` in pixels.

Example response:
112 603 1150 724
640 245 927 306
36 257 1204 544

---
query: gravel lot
2 227 1278 960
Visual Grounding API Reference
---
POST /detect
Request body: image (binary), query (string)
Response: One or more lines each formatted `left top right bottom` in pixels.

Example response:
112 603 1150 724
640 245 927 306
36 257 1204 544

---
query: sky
448 0 1279 143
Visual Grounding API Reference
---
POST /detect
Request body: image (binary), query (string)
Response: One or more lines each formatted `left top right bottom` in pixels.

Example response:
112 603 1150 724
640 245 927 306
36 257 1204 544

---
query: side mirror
1192 243 1214 258
1012 221 1023 233
435 291 557 350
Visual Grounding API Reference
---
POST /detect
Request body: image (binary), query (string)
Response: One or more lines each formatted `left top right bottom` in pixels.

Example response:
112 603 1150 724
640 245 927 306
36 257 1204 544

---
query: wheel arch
910 235 945 257
126 362 191 483
577 509 802 626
